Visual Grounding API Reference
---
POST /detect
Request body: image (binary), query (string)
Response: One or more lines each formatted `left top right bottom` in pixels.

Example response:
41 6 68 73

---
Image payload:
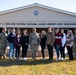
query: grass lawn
0 57 76 75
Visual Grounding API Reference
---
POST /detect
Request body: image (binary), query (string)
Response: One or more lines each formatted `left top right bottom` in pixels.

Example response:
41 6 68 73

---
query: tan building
0 3 76 34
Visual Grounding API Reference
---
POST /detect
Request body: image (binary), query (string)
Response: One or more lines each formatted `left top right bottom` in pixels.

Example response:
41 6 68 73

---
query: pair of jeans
9 43 16 59
54 44 60 59
15 47 20 59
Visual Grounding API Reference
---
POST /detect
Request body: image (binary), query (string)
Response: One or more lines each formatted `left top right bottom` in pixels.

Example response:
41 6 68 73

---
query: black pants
47 45 53 60
15 46 20 58
67 46 73 60
41 45 46 58
60 45 65 59
22 45 28 58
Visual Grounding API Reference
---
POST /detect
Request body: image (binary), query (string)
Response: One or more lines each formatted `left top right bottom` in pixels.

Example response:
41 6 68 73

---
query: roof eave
0 3 76 17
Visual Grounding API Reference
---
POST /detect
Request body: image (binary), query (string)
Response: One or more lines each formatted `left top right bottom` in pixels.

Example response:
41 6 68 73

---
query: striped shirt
66 34 74 47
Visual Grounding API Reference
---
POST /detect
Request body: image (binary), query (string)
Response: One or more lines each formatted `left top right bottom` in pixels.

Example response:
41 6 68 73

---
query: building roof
0 3 76 17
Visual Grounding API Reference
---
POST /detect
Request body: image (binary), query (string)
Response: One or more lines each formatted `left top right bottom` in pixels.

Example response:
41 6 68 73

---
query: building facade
0 3 76 34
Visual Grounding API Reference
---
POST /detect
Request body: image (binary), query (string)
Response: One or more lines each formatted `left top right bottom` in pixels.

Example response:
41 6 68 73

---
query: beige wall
0 6 76 28
0 6 76 22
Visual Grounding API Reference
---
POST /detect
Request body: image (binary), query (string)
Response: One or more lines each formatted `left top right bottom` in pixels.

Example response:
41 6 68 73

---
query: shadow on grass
0 59 76 67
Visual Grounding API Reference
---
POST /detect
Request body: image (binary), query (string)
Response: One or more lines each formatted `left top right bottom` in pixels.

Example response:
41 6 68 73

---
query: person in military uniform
74 29 76 56
0 28 7 59
29 28 40 60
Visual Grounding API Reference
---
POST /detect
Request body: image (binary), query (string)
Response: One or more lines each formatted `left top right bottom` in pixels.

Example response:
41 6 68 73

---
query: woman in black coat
21 29 29 60
40 30 46 60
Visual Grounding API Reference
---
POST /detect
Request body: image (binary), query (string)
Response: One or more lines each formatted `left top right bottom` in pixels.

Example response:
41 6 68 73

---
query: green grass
0 58 76 75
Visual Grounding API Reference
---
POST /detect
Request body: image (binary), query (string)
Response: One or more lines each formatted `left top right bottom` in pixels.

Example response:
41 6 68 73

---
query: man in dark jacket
7 28 16 59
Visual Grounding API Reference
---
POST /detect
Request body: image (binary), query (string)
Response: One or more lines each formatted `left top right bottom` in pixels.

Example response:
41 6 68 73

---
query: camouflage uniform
29 32 39 60
74 33 76 54
0 33 7 59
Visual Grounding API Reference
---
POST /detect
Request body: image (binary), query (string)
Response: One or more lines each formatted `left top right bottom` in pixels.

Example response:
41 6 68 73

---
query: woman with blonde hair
66 30 74 60
40 30 46 60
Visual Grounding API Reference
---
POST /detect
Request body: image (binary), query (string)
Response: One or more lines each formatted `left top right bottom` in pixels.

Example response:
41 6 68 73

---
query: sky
0 0 76 13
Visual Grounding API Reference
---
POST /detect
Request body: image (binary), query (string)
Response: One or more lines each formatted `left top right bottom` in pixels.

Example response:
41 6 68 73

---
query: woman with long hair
66 30 74 60
40 30 46 60
21 29 29 60
14 30 21 60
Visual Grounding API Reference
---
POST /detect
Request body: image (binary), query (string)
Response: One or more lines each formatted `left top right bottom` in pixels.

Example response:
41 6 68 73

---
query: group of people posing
40 28 75 61
0 27 76 61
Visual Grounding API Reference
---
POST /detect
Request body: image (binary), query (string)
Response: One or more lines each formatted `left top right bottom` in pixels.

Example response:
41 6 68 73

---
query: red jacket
54 32 61 45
